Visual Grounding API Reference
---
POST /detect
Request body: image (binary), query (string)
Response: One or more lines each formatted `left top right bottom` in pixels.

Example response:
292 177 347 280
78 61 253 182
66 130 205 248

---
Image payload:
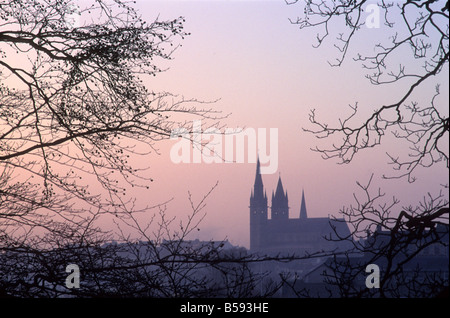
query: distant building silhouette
249 159 352 256
282 223 449 297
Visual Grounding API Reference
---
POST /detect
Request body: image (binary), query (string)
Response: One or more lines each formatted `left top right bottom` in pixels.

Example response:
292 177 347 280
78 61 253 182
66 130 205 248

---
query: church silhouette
249 159 353 255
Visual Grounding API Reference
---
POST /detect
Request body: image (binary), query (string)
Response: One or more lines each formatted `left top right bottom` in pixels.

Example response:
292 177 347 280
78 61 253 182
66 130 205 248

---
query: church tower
271 176 289 220
299 189 308 220
250 158 268 251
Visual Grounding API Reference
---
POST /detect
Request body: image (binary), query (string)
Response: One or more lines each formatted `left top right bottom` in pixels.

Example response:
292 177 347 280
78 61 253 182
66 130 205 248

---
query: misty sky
90 0 449 248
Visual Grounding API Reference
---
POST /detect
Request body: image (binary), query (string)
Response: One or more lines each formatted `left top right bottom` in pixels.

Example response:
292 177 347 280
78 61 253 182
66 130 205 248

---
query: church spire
252 157 264 199
271 175 289 220
300 189 307 219
275 175 284 198
249 158 268 251
250 157 267 207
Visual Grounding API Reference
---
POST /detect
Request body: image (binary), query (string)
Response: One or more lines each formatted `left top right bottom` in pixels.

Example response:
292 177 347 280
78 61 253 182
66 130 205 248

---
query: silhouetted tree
0 0 304 299
0 181 281 298
287 0 449 297
0 0 246 298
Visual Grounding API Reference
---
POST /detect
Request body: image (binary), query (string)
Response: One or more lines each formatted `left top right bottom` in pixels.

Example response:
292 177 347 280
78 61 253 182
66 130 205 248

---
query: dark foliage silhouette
286 0 449 297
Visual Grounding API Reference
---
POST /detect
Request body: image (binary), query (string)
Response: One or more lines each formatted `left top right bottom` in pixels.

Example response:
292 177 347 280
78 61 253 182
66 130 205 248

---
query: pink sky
112 0 448 248
3 1 447 248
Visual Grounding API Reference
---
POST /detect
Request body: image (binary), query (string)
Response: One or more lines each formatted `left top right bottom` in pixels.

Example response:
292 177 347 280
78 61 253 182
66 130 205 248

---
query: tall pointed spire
299 189 307 219
252 157 264 199
274 175 285 198
249 158 268 252
271 175 289 220
255 157 261 181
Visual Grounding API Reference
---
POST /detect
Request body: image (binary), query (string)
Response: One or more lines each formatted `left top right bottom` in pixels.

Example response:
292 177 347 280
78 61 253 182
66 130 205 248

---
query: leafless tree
317 175 449 297
0 179 290 298
287 0 449 297
288 0 448 181
0 0 246 298
0 0 221 240
0 0 300 299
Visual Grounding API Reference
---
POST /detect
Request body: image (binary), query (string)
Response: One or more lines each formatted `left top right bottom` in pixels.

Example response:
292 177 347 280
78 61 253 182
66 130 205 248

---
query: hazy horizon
109 0 449 249
3 0 447 249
